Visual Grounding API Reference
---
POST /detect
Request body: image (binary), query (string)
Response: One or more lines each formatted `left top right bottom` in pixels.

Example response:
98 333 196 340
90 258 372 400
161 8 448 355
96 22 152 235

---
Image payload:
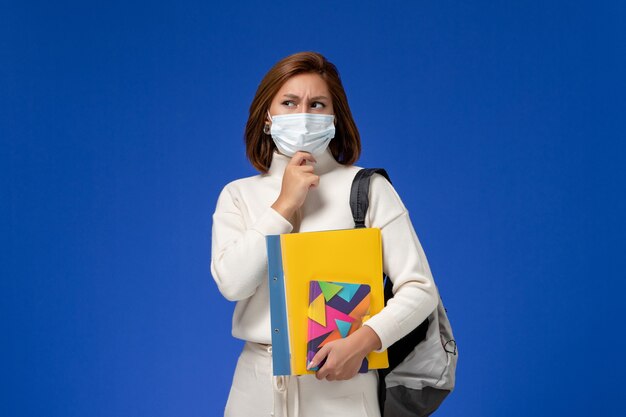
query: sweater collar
267 147 342 177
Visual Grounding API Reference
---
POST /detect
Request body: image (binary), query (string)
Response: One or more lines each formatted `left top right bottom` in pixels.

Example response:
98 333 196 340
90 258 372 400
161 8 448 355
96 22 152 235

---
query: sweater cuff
250 206 294 236
363 314 401 353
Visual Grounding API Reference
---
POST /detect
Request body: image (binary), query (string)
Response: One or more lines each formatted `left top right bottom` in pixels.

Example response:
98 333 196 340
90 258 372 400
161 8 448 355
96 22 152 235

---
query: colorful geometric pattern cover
306 280 371 373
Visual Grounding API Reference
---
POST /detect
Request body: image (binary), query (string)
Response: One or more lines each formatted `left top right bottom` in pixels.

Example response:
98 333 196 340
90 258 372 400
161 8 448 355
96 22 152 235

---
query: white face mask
268 110 336 157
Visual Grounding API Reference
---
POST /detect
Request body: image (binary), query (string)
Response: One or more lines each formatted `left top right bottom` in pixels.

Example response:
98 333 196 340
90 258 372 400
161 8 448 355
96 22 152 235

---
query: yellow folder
267 227 389 376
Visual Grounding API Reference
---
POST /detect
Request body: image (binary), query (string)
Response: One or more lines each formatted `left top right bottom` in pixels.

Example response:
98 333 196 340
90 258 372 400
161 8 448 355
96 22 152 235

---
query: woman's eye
311 102 325 109
282 100 295 107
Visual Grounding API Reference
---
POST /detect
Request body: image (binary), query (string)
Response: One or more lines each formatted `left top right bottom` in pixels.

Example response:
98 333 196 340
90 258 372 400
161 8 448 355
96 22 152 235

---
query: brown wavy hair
244 51 361 173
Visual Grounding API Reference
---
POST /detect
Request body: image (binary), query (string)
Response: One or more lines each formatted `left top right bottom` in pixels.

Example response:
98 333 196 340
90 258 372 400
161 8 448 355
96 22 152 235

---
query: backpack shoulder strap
350 168 392 228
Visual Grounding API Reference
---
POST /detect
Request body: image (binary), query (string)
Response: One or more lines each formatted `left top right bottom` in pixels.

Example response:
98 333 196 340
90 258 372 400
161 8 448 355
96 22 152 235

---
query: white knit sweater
210 147 438 352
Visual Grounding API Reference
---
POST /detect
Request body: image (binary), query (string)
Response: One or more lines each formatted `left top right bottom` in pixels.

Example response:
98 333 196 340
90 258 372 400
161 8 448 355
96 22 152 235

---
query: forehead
275 72 330 97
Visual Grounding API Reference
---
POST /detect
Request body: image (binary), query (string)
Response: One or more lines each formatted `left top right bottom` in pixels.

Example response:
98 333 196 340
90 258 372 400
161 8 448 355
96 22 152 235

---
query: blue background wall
2 1 625 416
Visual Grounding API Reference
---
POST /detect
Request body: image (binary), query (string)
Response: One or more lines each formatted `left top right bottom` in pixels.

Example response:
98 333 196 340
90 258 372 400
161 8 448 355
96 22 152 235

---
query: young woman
210 51 438 417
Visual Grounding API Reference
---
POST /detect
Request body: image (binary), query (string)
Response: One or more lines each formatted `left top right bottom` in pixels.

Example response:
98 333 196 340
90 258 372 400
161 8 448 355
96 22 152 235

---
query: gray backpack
350 168 458 417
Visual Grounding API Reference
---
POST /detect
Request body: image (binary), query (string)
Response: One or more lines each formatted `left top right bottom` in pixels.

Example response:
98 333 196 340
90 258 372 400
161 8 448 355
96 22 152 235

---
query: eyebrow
282 94 329 101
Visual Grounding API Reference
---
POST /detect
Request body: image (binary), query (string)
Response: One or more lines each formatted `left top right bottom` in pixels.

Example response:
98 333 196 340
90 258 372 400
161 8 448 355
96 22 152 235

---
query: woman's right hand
271 151 319 223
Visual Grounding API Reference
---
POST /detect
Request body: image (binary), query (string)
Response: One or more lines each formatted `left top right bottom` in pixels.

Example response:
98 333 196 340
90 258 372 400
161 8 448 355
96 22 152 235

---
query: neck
267 148 341 177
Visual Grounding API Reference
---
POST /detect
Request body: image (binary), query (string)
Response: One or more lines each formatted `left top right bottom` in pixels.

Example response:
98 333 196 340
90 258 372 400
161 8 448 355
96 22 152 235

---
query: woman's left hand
309 325 382 381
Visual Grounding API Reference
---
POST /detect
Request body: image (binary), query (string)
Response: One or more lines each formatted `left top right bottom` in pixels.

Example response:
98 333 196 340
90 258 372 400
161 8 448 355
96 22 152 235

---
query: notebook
306 280 371 373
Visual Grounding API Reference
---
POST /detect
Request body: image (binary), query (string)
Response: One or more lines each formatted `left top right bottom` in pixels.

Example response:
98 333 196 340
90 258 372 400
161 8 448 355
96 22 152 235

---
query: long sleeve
361 174 439 352
210 183 293 301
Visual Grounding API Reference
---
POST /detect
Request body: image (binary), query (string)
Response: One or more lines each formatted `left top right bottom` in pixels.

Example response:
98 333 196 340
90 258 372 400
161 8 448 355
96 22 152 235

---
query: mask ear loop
264 110 273 135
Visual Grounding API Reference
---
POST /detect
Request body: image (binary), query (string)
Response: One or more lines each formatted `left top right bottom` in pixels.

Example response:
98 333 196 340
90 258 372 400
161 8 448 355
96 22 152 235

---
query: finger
302 175 319 189
296 165 315 174
308 345 329 371
296 150 317 164
289 152 317 167
298 172 318 184
316 365 329 380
